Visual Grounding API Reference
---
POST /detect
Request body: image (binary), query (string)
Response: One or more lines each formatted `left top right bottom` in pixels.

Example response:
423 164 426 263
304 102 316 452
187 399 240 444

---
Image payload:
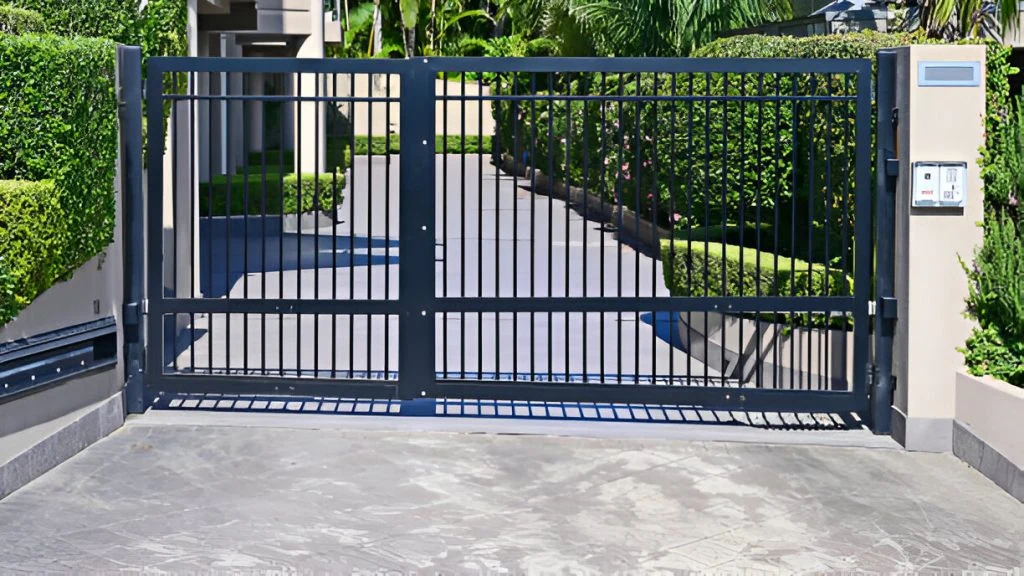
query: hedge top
0 4 45 35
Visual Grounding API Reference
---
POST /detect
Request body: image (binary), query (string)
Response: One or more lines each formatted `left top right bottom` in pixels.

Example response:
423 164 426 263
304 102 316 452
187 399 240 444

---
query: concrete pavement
0 414 1020 573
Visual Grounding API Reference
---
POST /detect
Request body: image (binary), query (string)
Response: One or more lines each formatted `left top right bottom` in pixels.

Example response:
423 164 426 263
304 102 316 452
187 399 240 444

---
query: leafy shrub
0 180 64 325
198 172 346 217
661 239 853 329
961 214 1024 386
0 35 118 316
661 240 852 299
0 4 45 34
8 0 140 43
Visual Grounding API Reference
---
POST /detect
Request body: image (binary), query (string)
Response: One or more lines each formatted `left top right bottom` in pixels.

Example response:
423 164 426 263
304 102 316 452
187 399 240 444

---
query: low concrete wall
953 372 1024 502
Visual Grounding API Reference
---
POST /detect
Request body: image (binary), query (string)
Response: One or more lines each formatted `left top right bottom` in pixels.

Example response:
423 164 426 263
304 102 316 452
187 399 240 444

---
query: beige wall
955 372 1024 466
892 45 986 451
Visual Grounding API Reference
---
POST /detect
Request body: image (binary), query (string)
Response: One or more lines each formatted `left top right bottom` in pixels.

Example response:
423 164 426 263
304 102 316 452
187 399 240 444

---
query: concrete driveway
0 413 1020 573
178 154 705 382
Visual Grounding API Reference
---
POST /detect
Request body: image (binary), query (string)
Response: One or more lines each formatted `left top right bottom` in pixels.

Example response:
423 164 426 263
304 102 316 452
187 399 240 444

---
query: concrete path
178 154 705 382
0 415 1020 573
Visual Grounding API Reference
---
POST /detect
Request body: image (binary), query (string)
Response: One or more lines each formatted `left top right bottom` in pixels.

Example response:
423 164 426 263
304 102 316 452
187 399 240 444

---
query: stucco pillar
293 1 326 175
248 72 264 154
891 45 987 452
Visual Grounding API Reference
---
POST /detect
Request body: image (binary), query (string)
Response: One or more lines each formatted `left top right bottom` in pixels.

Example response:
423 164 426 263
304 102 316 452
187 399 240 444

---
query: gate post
397 61 438 400
117 45 146 414
872 50 899 434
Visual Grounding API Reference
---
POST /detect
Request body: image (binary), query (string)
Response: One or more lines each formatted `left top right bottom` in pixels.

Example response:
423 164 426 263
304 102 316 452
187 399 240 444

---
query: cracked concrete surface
0 418 1021 573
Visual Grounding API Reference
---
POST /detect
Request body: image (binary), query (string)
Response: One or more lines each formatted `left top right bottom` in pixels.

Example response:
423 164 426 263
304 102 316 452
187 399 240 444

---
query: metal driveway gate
124 53 877 419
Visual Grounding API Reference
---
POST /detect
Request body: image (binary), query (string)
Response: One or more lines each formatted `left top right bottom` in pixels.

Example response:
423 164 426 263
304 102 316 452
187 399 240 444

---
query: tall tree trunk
404 26 417 57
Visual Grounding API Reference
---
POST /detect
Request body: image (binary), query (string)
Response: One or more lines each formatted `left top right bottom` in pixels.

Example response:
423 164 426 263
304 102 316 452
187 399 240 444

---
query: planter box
282 209 338 233
954 372 1024 502
675 311 853 391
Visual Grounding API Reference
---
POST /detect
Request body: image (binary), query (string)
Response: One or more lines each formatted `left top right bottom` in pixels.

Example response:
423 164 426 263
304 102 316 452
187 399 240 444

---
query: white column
293 1 326 175
248 72 264 154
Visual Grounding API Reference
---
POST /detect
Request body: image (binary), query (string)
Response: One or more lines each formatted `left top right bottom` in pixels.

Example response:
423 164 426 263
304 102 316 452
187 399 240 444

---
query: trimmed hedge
0 180 63 325
198 172 346 217
0 34 118 324
8 0 139 43
0 4 45 34
247 135 496 168
660 240 852 299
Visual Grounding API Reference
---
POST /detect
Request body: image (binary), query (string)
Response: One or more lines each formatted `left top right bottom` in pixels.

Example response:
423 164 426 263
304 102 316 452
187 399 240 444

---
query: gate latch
123 301 142 327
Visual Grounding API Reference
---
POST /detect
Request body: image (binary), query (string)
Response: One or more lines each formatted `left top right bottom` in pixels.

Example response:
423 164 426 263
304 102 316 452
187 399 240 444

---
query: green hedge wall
0 4 45 34
0 34 118 325
7 0 139 42
0 180 63 325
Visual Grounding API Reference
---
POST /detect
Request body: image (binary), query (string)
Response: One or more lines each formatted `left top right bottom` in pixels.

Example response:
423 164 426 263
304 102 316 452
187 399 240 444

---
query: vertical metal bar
599 72 607 384
461 73 467 379
332 72 338 377
209 83 216 375
224 71 233 374
529 73 537 380
511 72 519 380
824 72 834 392
190 70 197 375
719 72 728 389
737 72 746 389
398 61 437 398
668 73 678 384
772 73 783 389
278 78 286 376
478 73 485 381
852 62 875 413
119 46 145 413
366 72 373 377
241 89 250 376
144 57 165 391
650 73 659 384
314 72 321 377
755 73 765 390
547 72 554 383
563 73 571 383
348 73 357 377
171 72 180 372
633 72 642 385
872 52 898 431
616 73 625 383
442 73 449 377
385 73 393 378
702 72 711 387
685 73 694 384
581 73 589 383
259 77 268 375
295 72 302 376
790 73 799 391
495 75 502 378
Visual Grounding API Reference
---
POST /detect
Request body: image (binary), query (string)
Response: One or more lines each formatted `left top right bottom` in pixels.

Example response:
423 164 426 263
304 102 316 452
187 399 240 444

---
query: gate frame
126 55 878 419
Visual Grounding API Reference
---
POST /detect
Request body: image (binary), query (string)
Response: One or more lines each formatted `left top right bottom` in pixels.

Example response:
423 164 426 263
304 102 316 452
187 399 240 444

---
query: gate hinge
885 157 899 177
878 296 898 320
123 300 148 326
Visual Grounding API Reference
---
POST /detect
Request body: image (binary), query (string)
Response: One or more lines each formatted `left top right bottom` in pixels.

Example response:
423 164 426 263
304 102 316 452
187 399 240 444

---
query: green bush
0 180 64 325
661 239 853 329
0 4 45 34
661 240 852 299
198 172 346 217
0 35 118 324
7 0 139 42
961 213 1024 386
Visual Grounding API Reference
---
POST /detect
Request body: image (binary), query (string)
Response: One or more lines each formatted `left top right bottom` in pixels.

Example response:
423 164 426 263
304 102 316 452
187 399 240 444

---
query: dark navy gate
123 53 881 423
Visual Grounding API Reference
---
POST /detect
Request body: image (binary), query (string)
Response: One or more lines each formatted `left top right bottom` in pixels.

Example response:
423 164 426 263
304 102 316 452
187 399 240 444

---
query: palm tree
495 0 790 57
915 0 1020 39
